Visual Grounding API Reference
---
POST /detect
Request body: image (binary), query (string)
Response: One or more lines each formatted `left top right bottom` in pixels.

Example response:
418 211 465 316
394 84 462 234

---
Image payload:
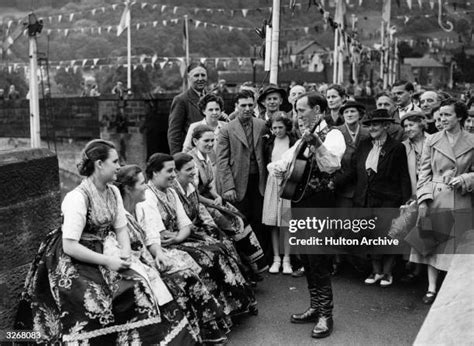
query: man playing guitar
268 92 345 339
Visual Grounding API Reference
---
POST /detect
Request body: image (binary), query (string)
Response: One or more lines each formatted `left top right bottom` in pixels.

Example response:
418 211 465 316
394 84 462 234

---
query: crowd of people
15 61 473 345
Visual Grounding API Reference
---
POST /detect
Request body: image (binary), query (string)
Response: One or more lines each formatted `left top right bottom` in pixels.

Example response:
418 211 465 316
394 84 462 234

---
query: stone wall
0 148 61 329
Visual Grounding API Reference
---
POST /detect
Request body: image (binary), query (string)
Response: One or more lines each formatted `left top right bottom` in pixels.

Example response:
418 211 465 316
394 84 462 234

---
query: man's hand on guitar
302 130 322 149
223 189 237 203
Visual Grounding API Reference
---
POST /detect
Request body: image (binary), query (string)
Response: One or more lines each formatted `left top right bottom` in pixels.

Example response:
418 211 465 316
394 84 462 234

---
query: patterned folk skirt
15 228 197 345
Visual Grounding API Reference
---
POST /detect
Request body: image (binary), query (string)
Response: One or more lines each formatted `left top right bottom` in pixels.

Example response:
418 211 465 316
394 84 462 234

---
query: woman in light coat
417 99 474 304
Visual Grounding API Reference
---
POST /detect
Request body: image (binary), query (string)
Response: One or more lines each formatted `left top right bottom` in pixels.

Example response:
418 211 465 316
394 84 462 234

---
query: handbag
388 200 418 241
404 211 454 256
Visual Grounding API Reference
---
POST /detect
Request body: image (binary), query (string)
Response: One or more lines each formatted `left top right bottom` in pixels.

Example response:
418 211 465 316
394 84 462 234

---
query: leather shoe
290 307 318 324
311 316 333 339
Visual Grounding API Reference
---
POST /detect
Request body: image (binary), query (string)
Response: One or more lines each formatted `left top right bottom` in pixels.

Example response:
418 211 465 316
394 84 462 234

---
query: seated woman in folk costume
15 140 196 345
187 125 268 275
136 153 258 321
116 164 232 344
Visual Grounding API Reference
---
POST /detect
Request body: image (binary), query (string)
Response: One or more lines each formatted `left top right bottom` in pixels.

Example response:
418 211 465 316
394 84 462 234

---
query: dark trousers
234 174 269 260
292 189 335 317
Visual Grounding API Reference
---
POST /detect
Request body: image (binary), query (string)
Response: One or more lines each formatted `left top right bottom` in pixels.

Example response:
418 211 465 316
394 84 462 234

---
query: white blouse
61 185 127 241
135 188 192 247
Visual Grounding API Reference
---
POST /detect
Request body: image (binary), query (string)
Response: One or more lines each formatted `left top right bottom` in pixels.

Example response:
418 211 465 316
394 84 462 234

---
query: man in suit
167 63 208 154
216 90 269 255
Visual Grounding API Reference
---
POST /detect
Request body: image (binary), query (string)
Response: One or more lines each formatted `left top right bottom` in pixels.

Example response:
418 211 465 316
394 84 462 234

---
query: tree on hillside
54 68 83 95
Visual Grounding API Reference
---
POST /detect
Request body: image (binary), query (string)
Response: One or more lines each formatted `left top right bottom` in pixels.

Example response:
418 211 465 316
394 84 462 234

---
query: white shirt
135 188 192 247
399 102 421 120
269 119 346 175
61 185 127 241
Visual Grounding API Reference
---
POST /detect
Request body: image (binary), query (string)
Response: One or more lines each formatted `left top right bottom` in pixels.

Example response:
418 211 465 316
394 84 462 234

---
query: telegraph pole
27 14 43 148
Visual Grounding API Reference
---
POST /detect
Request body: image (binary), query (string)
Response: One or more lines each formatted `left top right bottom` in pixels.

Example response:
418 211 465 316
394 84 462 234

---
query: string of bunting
37 16 316 37
4 0 472 31
2 1 308 30
0 55 273 73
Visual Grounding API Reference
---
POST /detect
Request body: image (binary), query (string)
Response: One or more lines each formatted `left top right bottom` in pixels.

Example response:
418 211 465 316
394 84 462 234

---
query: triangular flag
242 9 249 17
418 0 422 8
159 61 167 69
163 20 167 26
195 20 201 28
101 7 105 13
91 9 97 15
140 55 146 63
152 54 158 65
112 4 117 10
98 27 102 35
406 0 412 9
64 29 69 36
58 14 63 22
93 58 99 65
82 59 88 67
69 13 74 21
215 58 220 67
46 29 52 35
141 3 147 9
152 4 158 9
304 27 309 34
429 0 434 9
228 26 234 32
117 3 130 36
173 6 178 14
200 58 207 64
161 5 167 13
404 16 410 24
194 8 200 14
70 60 76 66
153 21 158 27
136 23 141 30
107 26 113 33
7 20 13 29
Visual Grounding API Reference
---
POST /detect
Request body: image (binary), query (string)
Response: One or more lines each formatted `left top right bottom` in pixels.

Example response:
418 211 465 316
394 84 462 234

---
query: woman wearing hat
339 109 411 287
335 101 369 208
399 111 429 283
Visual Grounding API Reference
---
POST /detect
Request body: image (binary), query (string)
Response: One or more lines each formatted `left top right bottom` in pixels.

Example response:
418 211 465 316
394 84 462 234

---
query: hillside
1 0 470 63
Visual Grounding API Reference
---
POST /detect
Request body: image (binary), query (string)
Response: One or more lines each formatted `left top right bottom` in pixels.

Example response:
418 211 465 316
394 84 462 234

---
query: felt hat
361 108 396 125
257 84 292 112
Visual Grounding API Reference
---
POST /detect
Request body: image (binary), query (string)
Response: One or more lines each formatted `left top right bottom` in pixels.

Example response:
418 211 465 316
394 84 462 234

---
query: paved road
228 266 431 346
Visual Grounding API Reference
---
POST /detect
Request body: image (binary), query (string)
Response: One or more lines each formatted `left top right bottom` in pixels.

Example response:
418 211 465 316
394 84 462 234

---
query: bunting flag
117 2 130 36
2 17 27 53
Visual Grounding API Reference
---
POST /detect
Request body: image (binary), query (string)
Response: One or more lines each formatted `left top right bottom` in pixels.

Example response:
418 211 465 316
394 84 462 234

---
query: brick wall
0 148 61 329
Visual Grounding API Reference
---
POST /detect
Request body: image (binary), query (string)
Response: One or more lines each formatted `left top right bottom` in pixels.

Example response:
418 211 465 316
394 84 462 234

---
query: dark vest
294 126 335 202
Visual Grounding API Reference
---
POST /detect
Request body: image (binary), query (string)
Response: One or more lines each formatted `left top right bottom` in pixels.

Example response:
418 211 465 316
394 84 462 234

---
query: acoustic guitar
279 118 321 201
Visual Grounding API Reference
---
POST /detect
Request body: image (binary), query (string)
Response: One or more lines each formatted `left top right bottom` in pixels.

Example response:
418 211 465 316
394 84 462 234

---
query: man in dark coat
167 63 207 154
216 90 269 256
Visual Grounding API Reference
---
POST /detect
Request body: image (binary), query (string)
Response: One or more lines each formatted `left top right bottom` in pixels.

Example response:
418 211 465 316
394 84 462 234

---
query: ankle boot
290 307 319 324
311 316 333 338
290 288 319 323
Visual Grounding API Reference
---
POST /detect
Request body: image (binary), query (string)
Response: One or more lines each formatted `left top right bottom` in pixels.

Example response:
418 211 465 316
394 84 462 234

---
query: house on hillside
286 40 330 71
403 56 449 87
